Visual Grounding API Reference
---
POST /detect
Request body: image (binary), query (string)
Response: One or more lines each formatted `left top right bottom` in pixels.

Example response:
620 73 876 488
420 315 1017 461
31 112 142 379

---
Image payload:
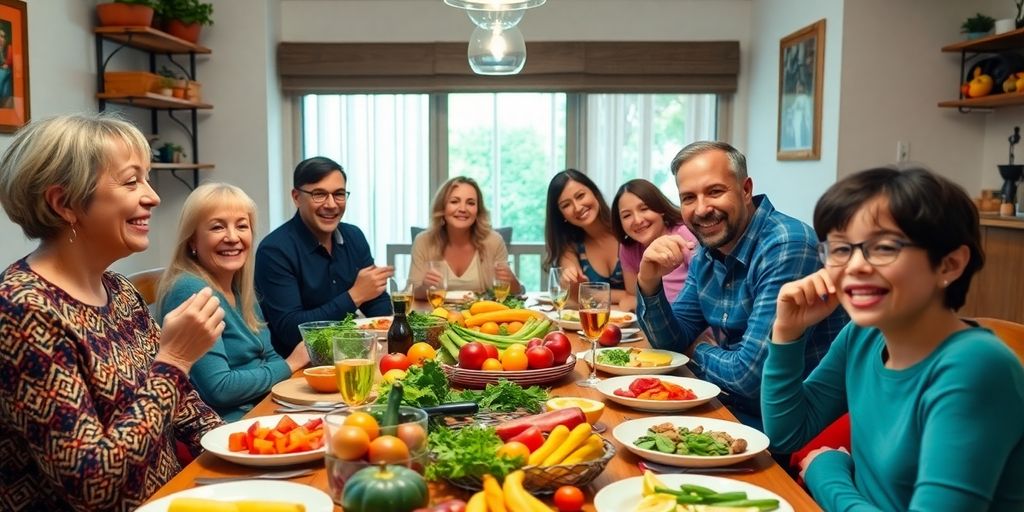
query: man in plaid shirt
635 141 848 428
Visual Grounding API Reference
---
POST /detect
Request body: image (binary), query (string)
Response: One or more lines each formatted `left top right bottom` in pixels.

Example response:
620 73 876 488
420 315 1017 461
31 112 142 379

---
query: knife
637 460 756 475
421 401 480 417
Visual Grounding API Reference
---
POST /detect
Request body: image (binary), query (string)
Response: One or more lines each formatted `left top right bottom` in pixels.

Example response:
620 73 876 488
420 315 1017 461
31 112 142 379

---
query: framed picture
0 0 27 133
777 19 824 160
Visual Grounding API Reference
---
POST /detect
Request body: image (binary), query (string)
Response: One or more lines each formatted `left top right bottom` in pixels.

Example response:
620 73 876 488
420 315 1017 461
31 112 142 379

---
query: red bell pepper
508 426 545 452
495 407 586 441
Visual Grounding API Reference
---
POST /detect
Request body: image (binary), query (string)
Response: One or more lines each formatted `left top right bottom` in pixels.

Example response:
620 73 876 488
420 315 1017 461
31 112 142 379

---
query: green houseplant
157 142 186 164
157 0 213 43
97 0 158 27
962 13 996 39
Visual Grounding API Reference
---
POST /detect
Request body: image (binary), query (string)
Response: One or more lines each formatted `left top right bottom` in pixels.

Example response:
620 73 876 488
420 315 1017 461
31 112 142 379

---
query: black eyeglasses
296 188 350 204
817 237 917 267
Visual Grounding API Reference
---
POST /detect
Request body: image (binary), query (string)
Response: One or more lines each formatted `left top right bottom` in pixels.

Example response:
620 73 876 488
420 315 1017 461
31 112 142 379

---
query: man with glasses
635 141 848 428
256 156 394 356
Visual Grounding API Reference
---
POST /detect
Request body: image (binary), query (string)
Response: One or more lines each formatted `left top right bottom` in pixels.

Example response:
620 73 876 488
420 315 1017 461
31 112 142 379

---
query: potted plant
97 0 157 27
156 66 180 96
157 142 186 163
962 12 995 39
157 0 213 44
158 66 188 98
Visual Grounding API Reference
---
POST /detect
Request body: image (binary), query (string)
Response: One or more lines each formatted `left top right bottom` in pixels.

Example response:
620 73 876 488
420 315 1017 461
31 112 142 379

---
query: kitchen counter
980 213 1024 230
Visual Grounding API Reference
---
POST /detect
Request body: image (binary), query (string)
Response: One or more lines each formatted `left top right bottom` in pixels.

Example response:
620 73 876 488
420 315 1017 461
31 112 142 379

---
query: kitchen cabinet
94 26 213 189
961 215 1024 323
938 27 1024 111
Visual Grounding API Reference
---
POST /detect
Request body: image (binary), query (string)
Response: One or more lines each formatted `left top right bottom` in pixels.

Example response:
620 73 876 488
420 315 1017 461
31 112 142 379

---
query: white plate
201 414 325 467
554 309 636 331
596 375 720 412
355 315 391 330
445 290 476 304
593 473 793 512
612 416 770 468
138 480 333 512
576 347 689 376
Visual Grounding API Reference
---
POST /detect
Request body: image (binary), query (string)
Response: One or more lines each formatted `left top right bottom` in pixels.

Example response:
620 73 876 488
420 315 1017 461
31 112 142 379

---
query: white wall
745 0 843 224
837 0 991 198
0 0 100 267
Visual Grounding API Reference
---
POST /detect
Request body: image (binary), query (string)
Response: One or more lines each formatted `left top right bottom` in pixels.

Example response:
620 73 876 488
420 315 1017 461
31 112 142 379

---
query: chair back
127 267 164 306
974 317 1024 362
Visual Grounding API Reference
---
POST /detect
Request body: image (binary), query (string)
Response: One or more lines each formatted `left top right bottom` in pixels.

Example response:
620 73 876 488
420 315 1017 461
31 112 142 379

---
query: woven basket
441 355 576 389
444 438 616 494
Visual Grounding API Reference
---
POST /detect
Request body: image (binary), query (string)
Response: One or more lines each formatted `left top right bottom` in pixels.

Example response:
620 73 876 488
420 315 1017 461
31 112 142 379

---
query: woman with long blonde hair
410 176 521 297
158 183 308 421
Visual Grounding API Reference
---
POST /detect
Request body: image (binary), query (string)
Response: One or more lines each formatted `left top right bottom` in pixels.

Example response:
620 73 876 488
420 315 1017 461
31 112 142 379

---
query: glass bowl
323 405 429 504
411 314 448 349
297 320 345 367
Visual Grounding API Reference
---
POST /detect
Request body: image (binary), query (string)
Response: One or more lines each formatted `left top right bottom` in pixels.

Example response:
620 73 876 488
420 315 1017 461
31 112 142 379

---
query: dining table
147 303 822 512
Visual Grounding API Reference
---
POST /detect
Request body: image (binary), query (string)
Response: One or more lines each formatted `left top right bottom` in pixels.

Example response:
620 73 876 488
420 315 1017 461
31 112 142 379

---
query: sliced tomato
508 426 544 453
227 432 247 452
274 415 300 434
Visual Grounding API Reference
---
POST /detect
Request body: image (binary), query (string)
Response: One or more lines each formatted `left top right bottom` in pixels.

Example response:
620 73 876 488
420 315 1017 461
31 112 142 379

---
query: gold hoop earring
68 224 77 244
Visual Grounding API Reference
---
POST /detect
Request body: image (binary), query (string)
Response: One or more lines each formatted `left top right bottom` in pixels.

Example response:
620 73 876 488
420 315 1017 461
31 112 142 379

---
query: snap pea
679 484 717 496
702 492 748 503
713 498 781 511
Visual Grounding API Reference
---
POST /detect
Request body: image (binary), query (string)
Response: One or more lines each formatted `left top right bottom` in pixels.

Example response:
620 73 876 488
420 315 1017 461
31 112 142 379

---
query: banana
483 474 508 512
541 422 592 466
502 470 537 512
466 490 488 512
560 434 605 465
527 425 570 466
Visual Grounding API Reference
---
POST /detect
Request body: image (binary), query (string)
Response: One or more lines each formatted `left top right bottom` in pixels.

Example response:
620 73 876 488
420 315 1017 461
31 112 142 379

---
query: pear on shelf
968 66 994 98
1005 74 1018 93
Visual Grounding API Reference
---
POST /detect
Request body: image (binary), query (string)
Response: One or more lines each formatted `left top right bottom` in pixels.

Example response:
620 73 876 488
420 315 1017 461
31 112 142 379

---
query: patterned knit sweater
0 259 223 511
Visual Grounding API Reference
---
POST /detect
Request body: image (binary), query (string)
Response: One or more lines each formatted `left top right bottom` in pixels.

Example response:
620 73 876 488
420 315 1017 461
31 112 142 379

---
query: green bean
702 492 748 503
679 484 717 496
714 498 781 511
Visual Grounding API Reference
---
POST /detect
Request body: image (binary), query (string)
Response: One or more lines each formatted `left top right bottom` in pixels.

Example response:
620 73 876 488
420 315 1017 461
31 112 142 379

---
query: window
300 92 718 290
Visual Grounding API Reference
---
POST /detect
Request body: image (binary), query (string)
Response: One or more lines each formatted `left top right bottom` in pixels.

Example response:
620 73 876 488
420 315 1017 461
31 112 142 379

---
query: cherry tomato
380 352 412 373
496 441 531 461
553 485 585 512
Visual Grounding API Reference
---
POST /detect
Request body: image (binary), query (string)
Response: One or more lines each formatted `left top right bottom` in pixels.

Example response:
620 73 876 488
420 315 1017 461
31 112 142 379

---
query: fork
274 404 347 413
193 468 315 485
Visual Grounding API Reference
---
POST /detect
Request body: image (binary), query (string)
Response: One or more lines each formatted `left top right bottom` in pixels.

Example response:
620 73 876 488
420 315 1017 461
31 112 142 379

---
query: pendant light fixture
444 0 547 75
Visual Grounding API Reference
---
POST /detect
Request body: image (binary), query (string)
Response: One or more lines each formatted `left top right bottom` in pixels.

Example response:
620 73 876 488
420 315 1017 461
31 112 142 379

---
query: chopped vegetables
614 377 697 400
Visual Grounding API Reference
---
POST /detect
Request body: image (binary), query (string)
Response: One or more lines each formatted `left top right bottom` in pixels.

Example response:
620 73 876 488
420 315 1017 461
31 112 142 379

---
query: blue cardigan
159 272 292 421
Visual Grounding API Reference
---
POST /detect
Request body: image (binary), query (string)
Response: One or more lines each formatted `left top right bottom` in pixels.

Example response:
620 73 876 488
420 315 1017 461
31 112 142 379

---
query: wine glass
493 259 512 302
388 277 413 316
576 282 610 389
547 266 568 319
427 260 448 309
333 331 378 406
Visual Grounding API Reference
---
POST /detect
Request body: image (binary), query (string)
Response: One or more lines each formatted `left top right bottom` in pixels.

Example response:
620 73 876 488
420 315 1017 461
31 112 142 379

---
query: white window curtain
585 94 718 202
302 94 431 278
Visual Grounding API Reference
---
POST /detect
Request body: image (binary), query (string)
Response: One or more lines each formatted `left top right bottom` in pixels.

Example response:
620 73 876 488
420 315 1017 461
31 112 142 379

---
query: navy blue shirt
255 213 392 356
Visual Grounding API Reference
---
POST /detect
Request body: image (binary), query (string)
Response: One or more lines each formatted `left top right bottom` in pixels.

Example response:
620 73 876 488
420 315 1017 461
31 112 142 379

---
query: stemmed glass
427 260 448 309
493 259 512 302
333 331 378 406
576 282 611 388
547 266 568 319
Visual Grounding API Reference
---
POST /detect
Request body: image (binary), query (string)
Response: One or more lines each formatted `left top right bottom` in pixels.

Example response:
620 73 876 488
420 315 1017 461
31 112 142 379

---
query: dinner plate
593 473 793 512
554 309 636 331
576 347 689 376
445 290 476 304
441 355 576 389
201 413 325 467
137 480 333 512
612 415 769 468
595 375 720 412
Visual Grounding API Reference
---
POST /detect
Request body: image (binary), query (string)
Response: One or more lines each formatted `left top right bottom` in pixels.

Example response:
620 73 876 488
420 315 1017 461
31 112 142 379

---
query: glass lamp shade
466 8 524 29
444 0 546 11
468 24 526 75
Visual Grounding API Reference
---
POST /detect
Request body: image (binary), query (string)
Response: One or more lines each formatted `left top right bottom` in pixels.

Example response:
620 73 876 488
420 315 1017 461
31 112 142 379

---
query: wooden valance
278 41 739 94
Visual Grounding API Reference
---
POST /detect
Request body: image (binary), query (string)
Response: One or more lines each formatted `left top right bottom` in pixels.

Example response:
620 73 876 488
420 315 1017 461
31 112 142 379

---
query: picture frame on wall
0 0 28 134
777 19 824 160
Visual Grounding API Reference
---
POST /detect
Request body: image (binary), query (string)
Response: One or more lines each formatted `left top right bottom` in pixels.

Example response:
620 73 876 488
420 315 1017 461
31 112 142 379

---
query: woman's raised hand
773 268 841 343
156 287 226 373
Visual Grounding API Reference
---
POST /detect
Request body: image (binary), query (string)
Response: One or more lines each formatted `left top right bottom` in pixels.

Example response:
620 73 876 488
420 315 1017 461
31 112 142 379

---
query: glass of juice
548 266 568 317
576 281 610 388
333 331 378 406
492 259 511 302
427 260 447 308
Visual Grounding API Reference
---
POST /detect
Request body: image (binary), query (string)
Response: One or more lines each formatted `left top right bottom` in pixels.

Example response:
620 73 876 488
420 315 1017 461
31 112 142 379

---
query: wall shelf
939 28 1024 112
97 92 213 110
94 26 211 54
938 93 1024 109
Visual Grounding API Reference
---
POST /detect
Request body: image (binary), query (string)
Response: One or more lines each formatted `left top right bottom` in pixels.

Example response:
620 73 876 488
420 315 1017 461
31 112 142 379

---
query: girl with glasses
763 166 1023 511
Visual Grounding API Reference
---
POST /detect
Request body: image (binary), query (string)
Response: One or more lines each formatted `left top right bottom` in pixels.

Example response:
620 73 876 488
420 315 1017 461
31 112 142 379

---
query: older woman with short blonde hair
0 113 225 511
158 183 308 421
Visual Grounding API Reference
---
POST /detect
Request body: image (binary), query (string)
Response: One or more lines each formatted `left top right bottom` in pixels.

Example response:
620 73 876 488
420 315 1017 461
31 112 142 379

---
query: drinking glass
333 331 378 406
492 259 512 302
426 260 448 308
388 277 413 316
576 282 610 388
547 266 568 319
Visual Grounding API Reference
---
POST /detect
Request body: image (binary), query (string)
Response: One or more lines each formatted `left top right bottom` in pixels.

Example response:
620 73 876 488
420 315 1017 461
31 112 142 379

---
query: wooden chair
127 267 164 306
975 317 1024 362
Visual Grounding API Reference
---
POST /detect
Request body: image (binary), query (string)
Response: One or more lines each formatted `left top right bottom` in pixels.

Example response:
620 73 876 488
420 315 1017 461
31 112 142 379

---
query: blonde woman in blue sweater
158 183 309 420
764 166 1023 511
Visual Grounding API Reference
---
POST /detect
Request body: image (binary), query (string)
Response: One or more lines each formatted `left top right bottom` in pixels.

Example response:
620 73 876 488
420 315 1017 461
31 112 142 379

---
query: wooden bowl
302 365 338 393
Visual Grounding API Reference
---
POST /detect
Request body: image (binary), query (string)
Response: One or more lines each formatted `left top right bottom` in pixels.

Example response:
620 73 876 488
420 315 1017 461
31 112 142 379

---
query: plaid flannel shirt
637 195 849 416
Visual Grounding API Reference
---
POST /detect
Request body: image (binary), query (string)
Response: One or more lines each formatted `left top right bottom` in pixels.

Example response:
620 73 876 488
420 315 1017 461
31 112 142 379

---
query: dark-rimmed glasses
296 188 350 204
817 237 917 267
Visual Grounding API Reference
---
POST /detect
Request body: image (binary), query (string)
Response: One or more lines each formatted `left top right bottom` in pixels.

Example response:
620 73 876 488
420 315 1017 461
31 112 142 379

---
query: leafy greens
426 426 523 481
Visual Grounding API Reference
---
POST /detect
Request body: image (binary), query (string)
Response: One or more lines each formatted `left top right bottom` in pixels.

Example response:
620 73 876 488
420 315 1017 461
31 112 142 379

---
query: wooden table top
148 325 820 511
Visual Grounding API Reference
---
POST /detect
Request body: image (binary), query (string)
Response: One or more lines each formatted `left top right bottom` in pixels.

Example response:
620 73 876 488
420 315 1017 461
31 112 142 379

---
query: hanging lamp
443 0 547 75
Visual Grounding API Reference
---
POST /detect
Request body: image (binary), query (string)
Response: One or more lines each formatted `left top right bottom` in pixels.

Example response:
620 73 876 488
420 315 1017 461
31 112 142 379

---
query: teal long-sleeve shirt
159 273 292 421
762 323 1024 511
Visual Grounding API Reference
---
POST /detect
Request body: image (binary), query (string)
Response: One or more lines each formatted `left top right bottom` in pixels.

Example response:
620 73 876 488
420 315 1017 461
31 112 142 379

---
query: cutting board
271 377 344 405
